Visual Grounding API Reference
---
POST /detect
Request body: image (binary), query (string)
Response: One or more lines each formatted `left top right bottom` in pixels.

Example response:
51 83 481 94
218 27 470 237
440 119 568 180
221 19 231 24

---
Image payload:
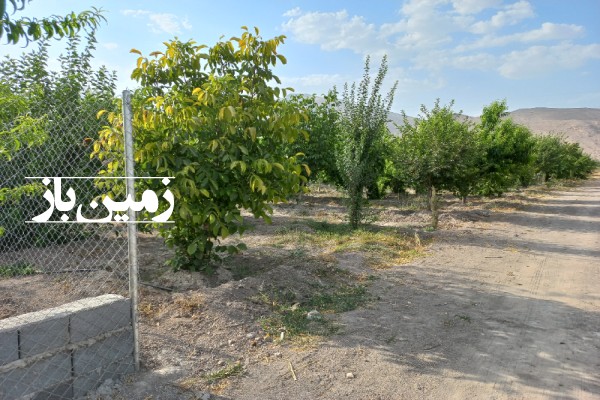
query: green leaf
85 29 306 271
187 242 197 255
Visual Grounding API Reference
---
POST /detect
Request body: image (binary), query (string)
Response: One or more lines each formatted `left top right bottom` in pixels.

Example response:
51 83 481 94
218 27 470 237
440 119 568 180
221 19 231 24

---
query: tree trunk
348 184 363 229
430 185 439 230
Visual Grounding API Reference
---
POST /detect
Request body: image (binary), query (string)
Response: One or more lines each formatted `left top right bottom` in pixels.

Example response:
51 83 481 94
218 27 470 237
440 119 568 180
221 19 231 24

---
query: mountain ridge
299 95 600 160
388 107 600 160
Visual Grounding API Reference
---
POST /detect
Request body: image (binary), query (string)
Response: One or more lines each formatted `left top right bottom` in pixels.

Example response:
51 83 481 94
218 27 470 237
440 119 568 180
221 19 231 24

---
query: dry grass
271 221 427 269
172 293 203 317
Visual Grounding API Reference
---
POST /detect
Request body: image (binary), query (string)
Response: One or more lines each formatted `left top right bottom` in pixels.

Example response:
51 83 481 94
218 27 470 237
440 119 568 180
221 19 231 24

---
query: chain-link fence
0 42 139 399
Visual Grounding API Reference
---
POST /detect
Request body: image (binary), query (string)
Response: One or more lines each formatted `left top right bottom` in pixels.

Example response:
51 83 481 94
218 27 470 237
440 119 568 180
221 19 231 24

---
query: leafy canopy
1 0 105 45
283 90 342 185
0 32 117 248
337 55 397 228
533 134 597 181
476 100 535 196
93 27 308 271
396 99 478 195
394 99 478 227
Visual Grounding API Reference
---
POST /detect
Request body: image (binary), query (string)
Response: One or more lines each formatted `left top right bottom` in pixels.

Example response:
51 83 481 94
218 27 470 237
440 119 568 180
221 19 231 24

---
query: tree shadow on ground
328 263 600 399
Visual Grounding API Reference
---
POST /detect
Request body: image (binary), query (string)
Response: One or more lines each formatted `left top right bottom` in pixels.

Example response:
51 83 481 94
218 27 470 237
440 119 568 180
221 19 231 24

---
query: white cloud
460 22 585 50
282 10 378 54
392 0 473 51
120 9 192 35
121 9 150 17
101 42 119 50
499 43 600 79
283 7 302 18
519 22 583 42
281 2 600 82
282 73 347 88
148 14 183 34
450 53 497 70
282 1 470 56
451 0 501 15
471 0 534 34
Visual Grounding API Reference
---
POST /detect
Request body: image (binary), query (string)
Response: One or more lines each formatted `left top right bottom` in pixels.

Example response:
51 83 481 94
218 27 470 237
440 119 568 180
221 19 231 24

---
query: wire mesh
0 40 136 399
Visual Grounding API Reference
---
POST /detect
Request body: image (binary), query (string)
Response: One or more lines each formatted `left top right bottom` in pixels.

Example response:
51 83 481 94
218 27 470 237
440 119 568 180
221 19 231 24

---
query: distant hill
304 95 600 160
387 107 600 160
508 108 600 160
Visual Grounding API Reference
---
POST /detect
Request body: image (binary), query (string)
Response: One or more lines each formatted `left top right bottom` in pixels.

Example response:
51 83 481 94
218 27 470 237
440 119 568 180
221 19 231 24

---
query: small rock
346 372 355 379
95 378 114 397
307 310 321 320
290 303 300 311
246 332 256 339
195 392 211 400
228 339 235 346
217 360 225 366
274 352 282 358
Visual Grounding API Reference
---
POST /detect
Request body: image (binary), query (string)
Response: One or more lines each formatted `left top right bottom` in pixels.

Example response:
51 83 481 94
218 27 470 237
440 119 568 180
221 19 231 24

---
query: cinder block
73 354 135 398
31 380 74 400
1 307 71 358
0 328 18 364
73 366 102 398
0 295 133 400
0 351 71 399
73 330 133 375
70 296 131 342
73 331 134 397
20 315 70 357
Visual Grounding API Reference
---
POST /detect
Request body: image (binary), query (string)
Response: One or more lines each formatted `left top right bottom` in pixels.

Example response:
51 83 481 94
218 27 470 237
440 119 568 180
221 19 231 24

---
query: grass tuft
255 283 369 340
272 221 427 268
205 362 244 384
0 262 37 278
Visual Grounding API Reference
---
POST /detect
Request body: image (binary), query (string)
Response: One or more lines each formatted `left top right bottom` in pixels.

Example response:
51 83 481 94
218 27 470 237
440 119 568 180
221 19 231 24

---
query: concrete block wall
0 294 134 399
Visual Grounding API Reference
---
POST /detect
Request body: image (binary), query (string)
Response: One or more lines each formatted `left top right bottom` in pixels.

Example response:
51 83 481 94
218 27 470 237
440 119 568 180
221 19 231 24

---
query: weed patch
205 362 243 384
307 285 368 313
255 283 370 341
272 221 427 268
0 262 37 278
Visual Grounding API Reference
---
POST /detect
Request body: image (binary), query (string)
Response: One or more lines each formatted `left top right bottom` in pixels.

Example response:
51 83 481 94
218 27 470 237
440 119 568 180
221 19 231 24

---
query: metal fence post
122 90 140 371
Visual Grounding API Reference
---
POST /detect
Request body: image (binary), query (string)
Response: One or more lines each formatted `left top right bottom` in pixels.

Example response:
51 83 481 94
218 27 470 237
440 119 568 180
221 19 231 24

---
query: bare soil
2 175 599 400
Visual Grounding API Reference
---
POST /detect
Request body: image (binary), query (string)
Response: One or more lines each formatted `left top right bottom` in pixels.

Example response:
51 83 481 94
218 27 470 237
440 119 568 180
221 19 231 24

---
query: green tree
0 1 110 244
284 90 341 185
336 55 397 228
533 134 597 181
476 100 535 196
371 130 405 199
93 28 308 271
395 99 478 228
1 0 105 45
0 34 117 248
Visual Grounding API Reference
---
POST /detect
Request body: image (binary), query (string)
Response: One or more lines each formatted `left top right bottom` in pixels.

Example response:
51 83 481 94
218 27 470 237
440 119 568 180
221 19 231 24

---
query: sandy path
223 178 600 399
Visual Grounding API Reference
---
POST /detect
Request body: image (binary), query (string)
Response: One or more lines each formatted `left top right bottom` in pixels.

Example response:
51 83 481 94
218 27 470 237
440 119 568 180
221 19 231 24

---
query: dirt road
100 177 600 400
221 179 600 399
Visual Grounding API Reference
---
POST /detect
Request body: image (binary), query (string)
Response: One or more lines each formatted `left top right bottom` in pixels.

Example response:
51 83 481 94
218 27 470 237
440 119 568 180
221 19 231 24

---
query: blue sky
3 0 600 116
